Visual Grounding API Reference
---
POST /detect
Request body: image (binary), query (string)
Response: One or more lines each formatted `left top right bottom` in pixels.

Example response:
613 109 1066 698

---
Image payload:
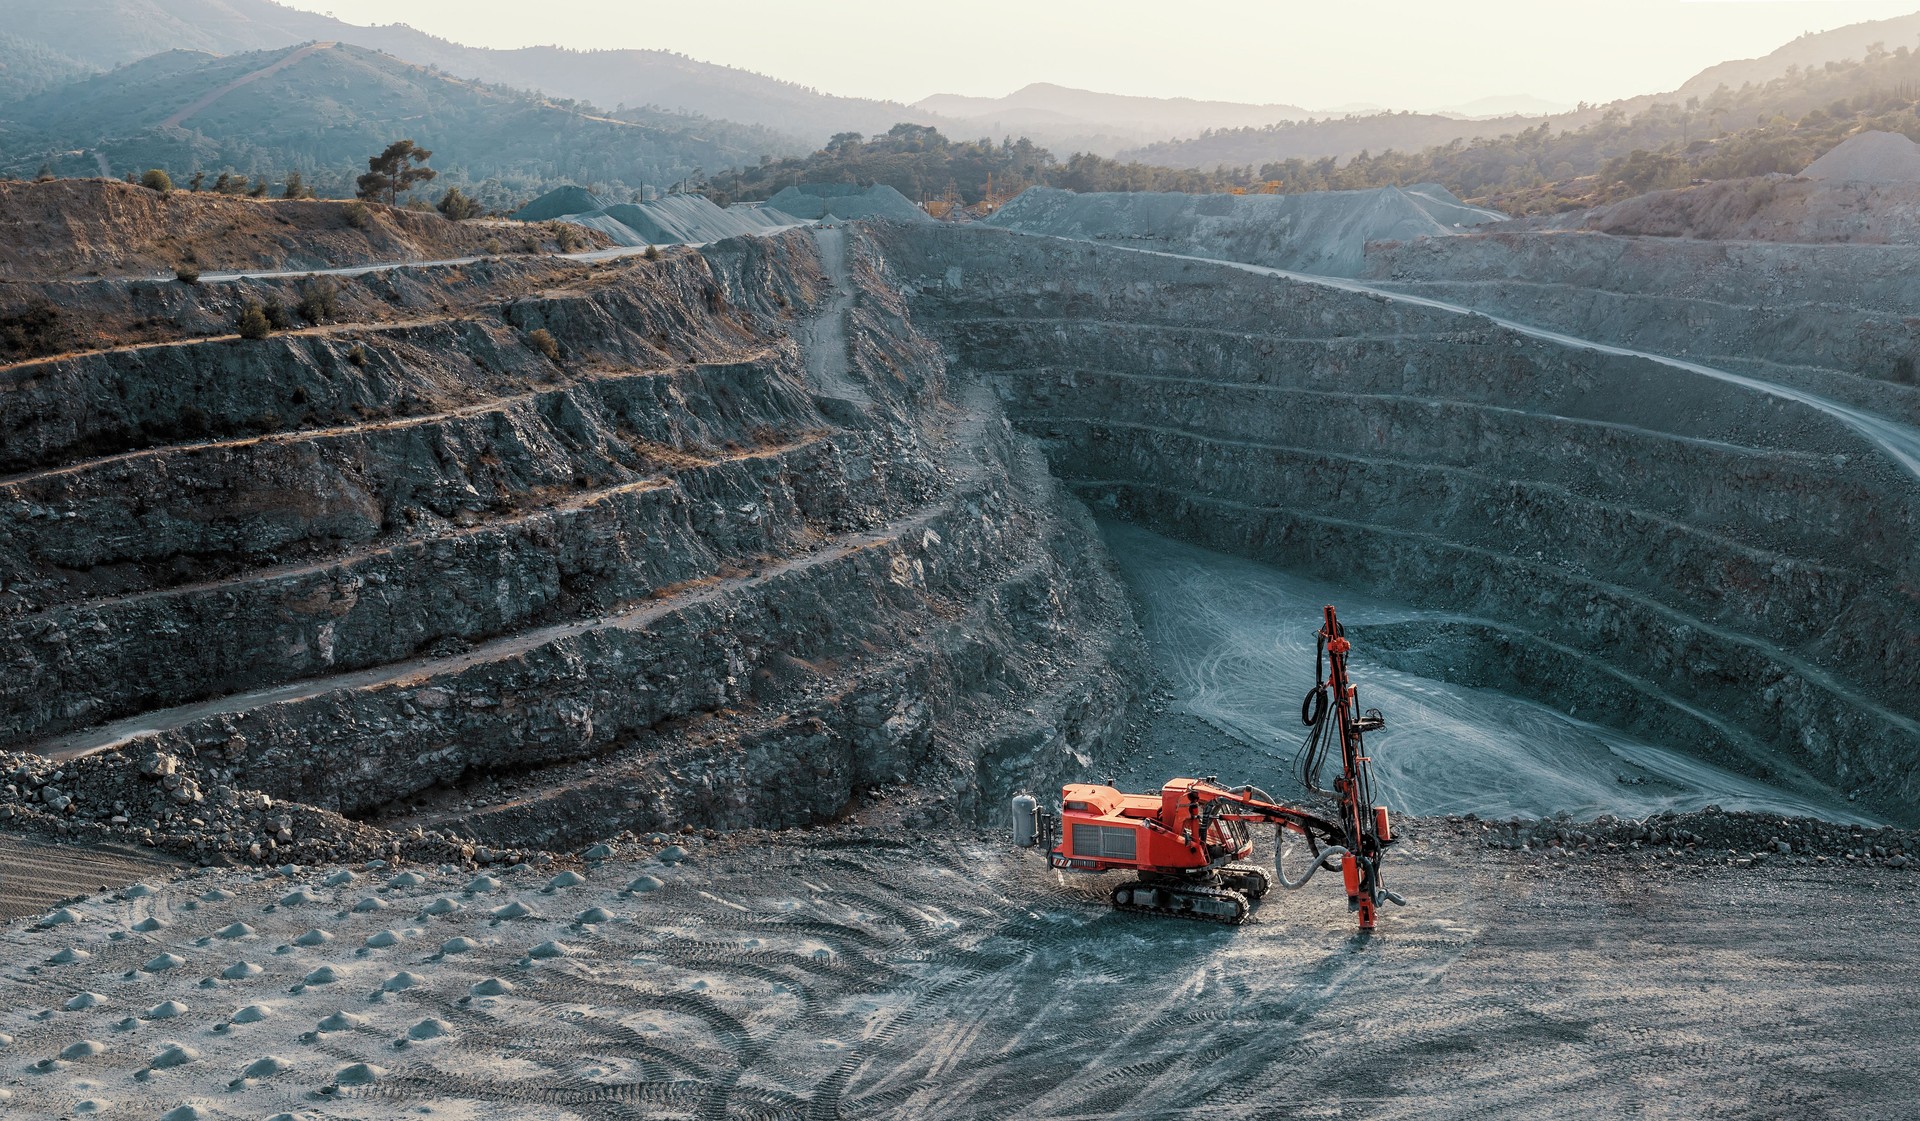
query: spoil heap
1801 129 1920 181
765 183 931 223
513 185 795 246
985 183 1504 275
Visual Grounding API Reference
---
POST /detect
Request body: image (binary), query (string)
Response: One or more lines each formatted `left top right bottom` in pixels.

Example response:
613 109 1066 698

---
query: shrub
140 168 172 193
235 303 272 339
295 275 342 322
342 200 372 229
643 244 661 260
553 223 586 252
436 186 482 221
262 297 293 330
0 303 62 359
282 172 307 199
525 328 560 362
346 344 369 367
483 237 503 255
176 405 212 438
174 264 201 285
249 181 268 198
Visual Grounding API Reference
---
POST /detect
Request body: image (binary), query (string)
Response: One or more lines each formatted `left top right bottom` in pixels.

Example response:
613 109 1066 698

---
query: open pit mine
1 177 1916 1120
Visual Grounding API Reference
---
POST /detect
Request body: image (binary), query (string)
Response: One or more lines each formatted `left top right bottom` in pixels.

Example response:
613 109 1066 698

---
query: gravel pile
1801 130 1920 182
1441 806 1914 870
765 184 931 223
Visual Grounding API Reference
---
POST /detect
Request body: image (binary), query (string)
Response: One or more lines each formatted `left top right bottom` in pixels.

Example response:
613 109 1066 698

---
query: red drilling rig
1013 605 1403 930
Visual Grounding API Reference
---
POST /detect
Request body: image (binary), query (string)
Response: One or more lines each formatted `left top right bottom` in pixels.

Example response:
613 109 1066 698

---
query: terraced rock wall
1367 231 1920 424
0 228 1137 855
881 224 1920 823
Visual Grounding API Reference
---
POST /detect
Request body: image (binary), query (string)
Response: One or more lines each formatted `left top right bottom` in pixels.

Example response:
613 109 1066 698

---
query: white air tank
1011 793 1039 847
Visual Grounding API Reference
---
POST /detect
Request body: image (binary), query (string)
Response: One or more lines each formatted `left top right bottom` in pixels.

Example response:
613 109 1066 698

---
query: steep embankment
0 220 1138 861
882 225 1920 825
0 179 597 283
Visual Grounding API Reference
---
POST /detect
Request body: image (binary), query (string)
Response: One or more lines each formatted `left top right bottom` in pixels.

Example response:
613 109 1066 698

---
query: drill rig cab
1013 605 1404 931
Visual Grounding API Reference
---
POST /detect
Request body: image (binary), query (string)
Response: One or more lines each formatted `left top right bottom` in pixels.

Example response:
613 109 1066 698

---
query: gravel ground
1 815 1913 1120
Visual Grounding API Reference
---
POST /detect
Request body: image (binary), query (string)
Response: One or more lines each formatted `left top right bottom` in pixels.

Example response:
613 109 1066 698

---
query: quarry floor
0 820 1914 1121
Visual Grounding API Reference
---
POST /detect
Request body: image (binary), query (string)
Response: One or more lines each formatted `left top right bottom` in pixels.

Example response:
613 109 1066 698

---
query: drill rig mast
1013 605 1403 931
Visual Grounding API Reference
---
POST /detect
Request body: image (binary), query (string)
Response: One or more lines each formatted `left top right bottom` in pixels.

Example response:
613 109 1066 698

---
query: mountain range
0 40 795 202
2 0 1917 184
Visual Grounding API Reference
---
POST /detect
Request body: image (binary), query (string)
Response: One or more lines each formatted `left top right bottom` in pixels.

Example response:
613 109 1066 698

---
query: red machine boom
1013 605 1403 930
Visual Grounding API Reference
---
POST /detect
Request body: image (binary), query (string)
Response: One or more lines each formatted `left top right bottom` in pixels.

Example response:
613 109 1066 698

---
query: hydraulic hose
1274 835 1349 891
1274 831 1409 907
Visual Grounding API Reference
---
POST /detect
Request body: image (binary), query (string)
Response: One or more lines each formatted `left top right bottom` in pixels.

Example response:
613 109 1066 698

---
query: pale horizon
283 0 1920 111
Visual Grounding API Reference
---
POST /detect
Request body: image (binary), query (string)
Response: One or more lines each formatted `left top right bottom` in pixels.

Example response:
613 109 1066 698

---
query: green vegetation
0 31 94 104
0 42 800 208
435 185 482 220
173 263 200 285
357 140 436 206
341 201 372 230
139 168 171 192
235 302 271 340
717 45 1920 216
707 123 1240 206
1125 43 1920 213
295 276 343 323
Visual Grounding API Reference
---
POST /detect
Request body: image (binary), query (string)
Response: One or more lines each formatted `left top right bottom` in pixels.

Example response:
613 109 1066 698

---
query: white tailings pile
512 186 796 246
511 186 613 223
985 184 1505 276
1801 130 1920 182
765 183 931 223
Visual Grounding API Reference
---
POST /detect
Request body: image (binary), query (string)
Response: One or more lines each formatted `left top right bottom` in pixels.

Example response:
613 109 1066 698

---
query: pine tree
356 141 436 206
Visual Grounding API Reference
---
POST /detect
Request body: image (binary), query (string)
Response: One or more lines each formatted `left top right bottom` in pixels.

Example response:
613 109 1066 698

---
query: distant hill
1434 94 1574 119
0 0 919 144
1121 110 1572 169
0 32 94 104
1115 11 1920 171
0 42 800 204
1675 10 1920 101
911 82 1316 156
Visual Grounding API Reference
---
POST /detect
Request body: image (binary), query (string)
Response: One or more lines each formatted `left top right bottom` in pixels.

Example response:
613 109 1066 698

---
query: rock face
881 224 1920 823
0 225 1137 854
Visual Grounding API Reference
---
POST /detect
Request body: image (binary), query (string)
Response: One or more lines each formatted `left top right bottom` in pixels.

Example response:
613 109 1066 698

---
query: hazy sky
282 0 1920 108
